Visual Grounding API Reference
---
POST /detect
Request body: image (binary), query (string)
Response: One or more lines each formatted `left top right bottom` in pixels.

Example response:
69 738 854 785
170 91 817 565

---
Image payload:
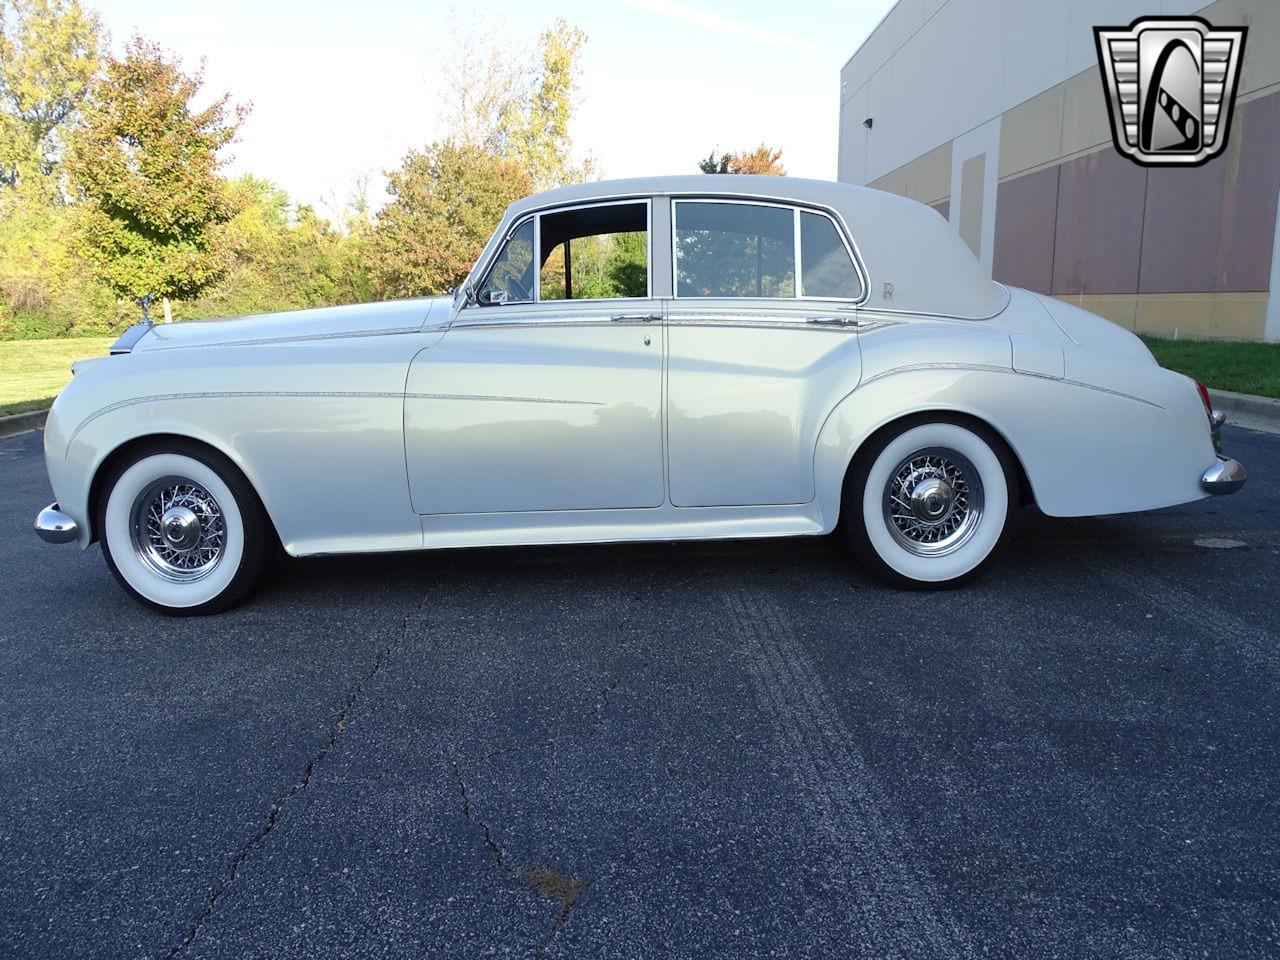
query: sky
97 0 897 217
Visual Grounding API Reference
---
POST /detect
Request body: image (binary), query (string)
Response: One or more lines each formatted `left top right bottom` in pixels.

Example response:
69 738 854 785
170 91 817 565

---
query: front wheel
98 444 276 615
843 419 1015 588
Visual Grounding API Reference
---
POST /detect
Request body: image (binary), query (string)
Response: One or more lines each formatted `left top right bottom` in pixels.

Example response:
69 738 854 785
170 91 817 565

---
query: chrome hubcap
884 448 984 557
130 478 225 582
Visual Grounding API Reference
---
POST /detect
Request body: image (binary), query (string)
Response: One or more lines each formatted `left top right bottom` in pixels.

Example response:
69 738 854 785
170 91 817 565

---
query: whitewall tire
844 419 1015 588
98 443 276 615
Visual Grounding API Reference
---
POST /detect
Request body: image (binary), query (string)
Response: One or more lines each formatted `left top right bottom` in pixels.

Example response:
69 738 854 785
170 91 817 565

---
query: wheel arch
86 433 280 547
832 409 1036 530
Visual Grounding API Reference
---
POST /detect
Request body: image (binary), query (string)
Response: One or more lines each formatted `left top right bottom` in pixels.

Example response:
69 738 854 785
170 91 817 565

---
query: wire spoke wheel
128 476 226 583
882 446 985 558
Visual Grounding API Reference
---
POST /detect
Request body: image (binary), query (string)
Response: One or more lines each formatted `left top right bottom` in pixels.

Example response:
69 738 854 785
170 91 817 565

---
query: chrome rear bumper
34 502 78 544
1201 456 1247 495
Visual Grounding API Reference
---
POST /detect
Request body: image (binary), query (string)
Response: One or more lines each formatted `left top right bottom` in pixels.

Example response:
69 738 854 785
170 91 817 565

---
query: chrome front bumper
34 502 78 544
1201 456 1247 495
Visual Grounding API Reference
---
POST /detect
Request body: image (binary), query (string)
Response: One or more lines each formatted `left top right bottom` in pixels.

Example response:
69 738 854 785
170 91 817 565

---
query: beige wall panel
958 153 986 258
869 166 907 198
1056 295 1138 332
1054 293 1268 339
1134 293 1268 340
868 141 953 205
903 141 953 205
1201 0 1280 98
1060 68 1114 158
998 84 1065 180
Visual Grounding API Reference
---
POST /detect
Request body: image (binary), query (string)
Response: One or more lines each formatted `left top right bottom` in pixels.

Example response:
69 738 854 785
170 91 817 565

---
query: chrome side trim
145 325 422 351
858 362 1162 407
665 314 871 332
409 393 603 406
34 502 78 544
68 390 601 447
1200 455 1246 494
450 318 634 332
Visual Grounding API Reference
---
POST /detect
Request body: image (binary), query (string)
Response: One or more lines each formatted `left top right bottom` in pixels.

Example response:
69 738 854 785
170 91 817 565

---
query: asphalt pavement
2 425 1277 959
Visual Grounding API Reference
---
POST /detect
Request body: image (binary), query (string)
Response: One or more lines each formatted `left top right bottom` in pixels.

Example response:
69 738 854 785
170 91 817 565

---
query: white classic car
35 175 1245 614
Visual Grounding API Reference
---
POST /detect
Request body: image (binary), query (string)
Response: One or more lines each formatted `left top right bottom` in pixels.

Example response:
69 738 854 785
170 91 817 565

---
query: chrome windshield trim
109 320 154 355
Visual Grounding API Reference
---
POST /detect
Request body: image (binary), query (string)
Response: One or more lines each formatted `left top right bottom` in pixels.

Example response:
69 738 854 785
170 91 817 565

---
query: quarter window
800 211 862 300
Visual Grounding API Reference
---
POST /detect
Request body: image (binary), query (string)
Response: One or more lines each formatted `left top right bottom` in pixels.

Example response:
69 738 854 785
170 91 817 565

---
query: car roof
478 175 1008 320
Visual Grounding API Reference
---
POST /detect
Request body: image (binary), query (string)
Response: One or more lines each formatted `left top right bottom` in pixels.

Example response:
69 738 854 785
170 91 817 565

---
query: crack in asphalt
448 757 589 959
165 600 421 959
439 621 649 957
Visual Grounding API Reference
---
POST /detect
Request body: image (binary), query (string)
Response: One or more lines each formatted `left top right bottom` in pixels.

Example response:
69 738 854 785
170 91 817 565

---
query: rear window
675 201 795 299
674 200 861 300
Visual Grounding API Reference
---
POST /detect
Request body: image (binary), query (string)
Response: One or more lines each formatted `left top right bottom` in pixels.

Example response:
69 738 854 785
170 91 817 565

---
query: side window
478 219 535 305
538 202 648 301
675 202 795 298
800 211 862 300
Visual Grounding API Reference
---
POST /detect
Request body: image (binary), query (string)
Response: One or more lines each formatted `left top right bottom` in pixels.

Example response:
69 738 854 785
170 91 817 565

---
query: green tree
698 145 787 176
504 20 588 190
439 13 592 189
370 141 531 299
0 0 104 202
189 175 373 318
63 36 247 316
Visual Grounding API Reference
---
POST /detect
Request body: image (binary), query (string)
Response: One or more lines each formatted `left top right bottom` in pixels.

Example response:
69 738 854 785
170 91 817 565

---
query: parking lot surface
2 425 1278 959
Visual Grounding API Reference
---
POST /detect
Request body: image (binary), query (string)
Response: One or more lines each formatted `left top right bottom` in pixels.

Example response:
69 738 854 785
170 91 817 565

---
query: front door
405 200 664 515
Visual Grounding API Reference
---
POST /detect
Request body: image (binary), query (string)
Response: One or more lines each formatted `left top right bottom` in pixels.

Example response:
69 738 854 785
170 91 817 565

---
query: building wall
838 0 1280 340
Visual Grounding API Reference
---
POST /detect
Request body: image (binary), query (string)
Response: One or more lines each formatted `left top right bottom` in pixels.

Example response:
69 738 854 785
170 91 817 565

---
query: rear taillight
1195 380 1213 415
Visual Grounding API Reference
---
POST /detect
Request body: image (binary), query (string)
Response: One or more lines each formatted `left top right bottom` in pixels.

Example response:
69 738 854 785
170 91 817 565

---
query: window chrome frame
670 197 867 304
471 198 654 308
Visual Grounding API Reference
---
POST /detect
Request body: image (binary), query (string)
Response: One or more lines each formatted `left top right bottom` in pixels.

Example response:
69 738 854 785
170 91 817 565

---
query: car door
404 200 664 515
666 199 866 507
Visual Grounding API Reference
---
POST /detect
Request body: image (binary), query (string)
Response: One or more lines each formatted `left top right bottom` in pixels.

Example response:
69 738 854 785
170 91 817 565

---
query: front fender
45 333 426 555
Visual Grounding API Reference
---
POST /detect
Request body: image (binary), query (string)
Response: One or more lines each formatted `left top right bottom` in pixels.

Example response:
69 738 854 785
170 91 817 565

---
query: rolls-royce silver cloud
34 176 1246 613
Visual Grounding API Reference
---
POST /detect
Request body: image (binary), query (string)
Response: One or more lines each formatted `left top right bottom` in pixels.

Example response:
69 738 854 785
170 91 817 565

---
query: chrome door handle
611 312 661 322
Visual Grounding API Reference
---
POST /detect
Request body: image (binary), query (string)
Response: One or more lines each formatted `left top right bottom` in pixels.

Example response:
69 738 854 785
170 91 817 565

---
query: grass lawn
1142 337 1280 399
0 337 115 416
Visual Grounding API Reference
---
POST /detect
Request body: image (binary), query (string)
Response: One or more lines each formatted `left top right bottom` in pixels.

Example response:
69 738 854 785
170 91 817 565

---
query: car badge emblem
1094 16 1246 167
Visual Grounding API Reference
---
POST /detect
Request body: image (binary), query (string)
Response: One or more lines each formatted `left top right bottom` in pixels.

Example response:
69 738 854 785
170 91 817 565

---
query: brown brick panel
1051 148 1147 296
993 165 1059 295
1139 90 1280 294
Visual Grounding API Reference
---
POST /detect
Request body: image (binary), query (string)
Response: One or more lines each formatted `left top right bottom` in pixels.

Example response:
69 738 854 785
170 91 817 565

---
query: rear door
666 199 866 507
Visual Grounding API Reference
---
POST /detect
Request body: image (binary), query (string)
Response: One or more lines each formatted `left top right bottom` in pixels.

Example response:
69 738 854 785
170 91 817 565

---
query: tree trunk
162 297 173 324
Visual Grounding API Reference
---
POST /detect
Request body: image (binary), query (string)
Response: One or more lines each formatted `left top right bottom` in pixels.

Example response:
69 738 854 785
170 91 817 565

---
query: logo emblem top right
1094 16 1247 167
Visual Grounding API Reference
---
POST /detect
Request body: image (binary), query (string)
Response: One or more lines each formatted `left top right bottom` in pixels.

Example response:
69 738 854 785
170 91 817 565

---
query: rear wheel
98 443 275 615
843 419 1015 588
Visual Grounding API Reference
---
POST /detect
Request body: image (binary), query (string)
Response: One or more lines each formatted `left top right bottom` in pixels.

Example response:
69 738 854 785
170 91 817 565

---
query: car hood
131 297 449 353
